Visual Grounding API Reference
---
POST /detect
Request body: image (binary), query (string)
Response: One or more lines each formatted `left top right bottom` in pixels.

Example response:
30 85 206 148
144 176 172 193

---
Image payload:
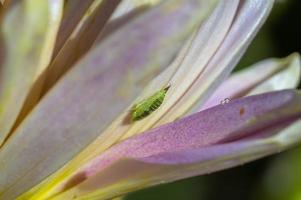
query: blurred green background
125 1 301 200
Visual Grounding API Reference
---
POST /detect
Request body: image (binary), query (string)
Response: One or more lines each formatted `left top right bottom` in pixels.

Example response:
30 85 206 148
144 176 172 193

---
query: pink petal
0 0 218 199
201 53 301 110
53 90 301 199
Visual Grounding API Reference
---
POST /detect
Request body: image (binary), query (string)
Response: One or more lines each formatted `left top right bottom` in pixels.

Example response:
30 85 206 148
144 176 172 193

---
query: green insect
131 85 170 122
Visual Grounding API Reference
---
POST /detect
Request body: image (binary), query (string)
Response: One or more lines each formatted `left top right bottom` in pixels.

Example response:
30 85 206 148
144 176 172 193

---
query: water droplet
221 98 231 105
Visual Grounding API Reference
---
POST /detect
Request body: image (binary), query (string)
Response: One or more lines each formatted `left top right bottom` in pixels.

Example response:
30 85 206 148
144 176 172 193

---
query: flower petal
109 0 161 19
119 0 275 140
42 0 120 94
52 0 95 56
0 0 218 199
248 54 301 95
92 0 162 45
18 1 226 198
51 90 301 199
71 0 240 167
153 0 275 127
22 1 272 198
12 0 66 129
44 0 164 94
0 0 63 145
201 53 301 110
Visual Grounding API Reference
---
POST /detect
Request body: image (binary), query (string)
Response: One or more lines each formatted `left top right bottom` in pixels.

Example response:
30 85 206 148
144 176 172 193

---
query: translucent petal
0 0 63 145
42 0 120 94
201 53 301 110
0 0 218 199
119 0 275 140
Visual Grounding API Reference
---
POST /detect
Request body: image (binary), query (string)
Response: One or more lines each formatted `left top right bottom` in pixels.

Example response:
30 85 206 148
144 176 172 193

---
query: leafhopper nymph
131 85 170 122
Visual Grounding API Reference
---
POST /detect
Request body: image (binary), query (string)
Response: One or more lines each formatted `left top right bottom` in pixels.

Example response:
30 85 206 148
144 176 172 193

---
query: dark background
126 1 301 200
